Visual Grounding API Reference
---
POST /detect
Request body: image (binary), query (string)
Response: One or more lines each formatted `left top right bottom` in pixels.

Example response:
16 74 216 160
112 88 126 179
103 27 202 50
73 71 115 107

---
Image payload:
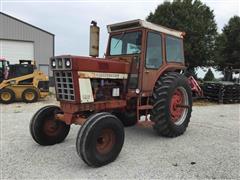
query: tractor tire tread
151 72 192 137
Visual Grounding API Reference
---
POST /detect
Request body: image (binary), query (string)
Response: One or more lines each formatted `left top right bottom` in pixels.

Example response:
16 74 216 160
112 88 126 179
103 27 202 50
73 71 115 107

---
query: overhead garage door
0 40 34 64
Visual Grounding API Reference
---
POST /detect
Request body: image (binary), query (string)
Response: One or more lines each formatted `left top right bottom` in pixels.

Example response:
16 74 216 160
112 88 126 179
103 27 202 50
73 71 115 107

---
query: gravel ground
0 99 239 179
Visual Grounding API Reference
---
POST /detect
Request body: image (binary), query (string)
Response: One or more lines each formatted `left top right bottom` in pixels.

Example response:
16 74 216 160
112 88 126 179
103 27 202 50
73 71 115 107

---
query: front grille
54 71 75 101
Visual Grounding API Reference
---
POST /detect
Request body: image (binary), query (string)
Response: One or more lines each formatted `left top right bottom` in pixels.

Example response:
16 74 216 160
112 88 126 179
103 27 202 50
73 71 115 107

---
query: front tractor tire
30 105 70 145
76 112 124 167
151 72 192 137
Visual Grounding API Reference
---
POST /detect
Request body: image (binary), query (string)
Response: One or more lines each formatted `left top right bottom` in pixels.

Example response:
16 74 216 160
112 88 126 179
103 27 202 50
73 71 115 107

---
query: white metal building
0 12 54 76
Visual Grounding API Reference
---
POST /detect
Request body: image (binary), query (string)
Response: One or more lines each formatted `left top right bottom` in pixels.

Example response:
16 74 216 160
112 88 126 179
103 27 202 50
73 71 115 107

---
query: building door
0 40 34 64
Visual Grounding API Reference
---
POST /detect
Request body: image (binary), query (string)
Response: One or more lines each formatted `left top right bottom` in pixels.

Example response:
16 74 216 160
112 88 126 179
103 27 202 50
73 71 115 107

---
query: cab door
141 31 164 92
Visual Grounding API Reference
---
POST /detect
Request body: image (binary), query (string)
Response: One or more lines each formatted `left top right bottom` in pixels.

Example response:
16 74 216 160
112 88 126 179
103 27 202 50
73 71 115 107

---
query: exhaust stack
89 20 100 57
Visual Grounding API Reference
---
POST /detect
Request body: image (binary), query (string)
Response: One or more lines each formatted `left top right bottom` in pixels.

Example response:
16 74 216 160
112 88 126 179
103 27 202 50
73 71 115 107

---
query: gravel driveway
1 99 239 179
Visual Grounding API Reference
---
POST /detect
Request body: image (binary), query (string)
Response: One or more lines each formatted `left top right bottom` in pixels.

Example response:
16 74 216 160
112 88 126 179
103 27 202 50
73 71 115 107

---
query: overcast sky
1 0 239 77
1 0 239 56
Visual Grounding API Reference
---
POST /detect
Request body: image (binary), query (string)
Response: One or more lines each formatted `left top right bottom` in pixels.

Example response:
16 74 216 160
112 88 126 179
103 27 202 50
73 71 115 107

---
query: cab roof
107 19 184 38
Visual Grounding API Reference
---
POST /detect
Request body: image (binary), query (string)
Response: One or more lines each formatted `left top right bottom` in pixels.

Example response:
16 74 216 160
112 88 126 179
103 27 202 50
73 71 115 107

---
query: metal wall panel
0 12 54 75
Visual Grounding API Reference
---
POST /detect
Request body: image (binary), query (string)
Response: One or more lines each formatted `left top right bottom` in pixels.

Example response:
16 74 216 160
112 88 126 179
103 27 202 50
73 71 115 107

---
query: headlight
65 58 71 67
58 58 63 68
52 59 56 68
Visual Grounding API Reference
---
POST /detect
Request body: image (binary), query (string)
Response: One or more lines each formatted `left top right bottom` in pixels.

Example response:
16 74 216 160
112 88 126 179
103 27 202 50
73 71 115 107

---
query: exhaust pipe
89 20 100 57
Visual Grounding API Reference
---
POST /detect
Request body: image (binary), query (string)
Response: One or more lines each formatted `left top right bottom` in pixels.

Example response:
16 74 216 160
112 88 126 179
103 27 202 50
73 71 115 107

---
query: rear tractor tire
76 112 124 167
151 72 192 137
22 88 39 103
30 105 70 145
0 88 15 104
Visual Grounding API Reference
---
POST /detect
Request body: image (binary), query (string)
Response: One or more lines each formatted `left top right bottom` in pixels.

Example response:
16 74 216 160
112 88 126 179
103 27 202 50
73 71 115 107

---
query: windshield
109 31 142 56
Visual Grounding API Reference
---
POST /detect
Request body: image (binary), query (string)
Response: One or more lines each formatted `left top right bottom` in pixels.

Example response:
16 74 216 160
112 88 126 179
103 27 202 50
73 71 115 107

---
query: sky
1 0 240 77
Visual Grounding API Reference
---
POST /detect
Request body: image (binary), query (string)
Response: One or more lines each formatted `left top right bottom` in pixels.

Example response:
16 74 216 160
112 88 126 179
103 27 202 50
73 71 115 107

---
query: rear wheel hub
170 87 189 125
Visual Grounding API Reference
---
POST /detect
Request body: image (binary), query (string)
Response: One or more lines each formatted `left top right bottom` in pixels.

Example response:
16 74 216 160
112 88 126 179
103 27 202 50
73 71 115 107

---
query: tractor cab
105 20 186 93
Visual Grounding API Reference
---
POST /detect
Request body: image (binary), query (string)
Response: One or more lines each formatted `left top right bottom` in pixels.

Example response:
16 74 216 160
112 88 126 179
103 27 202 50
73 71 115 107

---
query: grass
193 99 218 106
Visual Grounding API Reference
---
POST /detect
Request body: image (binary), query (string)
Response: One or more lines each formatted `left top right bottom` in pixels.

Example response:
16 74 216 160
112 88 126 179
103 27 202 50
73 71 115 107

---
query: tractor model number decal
78 78 94 103
78 71 128 79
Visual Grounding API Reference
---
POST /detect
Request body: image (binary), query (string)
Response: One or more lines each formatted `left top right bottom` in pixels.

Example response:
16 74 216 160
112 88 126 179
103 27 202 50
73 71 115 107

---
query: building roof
0 12 54 36
107 19 184 38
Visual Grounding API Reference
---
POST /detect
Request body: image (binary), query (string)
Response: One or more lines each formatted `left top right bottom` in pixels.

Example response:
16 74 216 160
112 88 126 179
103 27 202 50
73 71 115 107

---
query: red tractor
30 20 196 167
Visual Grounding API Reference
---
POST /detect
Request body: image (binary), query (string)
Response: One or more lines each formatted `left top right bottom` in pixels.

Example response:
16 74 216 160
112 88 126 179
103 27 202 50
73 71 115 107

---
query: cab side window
166 35 184 62
145 32 163 69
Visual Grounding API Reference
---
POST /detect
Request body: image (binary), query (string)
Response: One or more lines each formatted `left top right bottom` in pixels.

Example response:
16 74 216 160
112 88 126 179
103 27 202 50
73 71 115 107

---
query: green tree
215 16 240 71
146 0 217 72
203 68 215 81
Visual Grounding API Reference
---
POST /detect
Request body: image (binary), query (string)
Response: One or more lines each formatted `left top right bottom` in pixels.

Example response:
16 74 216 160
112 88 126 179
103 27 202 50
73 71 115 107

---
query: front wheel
151 72 192 137
22 88 38 103
76 112 124 167
30 105 70 145
0 88 15 104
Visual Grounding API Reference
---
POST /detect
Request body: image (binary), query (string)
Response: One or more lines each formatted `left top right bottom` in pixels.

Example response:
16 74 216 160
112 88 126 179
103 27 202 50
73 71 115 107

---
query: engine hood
70 55 130 74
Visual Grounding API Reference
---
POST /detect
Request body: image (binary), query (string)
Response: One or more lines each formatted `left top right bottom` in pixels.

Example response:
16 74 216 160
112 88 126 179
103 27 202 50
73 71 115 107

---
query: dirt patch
193 99 218 106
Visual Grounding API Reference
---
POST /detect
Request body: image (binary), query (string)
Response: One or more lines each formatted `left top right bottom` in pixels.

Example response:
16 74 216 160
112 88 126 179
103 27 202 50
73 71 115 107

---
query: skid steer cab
0 58 9 83
30 19 194 167
0 59 49 104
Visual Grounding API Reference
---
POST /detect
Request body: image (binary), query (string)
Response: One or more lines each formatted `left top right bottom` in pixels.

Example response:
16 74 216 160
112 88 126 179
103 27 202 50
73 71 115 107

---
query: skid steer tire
151 72 192 137
76 112 124 167
22 88 38 103
30 105 70 145
0 88 15 104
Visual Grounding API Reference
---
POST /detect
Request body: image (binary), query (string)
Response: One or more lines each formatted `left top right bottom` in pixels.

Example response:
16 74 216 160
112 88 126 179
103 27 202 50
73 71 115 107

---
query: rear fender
152 64 186 91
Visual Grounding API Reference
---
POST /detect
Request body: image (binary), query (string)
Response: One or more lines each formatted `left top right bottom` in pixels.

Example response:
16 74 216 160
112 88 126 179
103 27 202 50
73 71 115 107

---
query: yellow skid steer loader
0 59 49 104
